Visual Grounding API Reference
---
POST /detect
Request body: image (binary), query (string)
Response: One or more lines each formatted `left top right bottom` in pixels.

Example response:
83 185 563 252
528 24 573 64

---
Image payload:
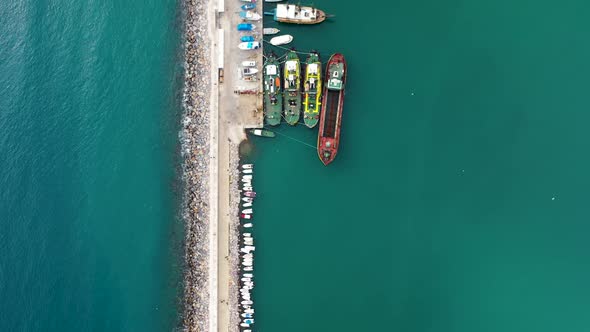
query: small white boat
240 323 250 328
242 197 253 203
242 60 256 67
241 313 253 318
244 308 254 313
243 202 253 207
243 186 253 192
242 208 253 214
243 174 253 180
242 67 259 76
241 300 253 305
238 41 260 50
244 223 253 228
243 273 253 278
242 164 253 169
263 27 280 35
241 213 251 219
244 266 253 271
240 11 262 21
265 0 283 2
243 233 251 237
270 34 293 46
242 168 253 174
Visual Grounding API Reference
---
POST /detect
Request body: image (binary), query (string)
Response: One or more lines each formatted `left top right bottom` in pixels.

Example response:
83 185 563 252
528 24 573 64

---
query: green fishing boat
283 50 301 125
303 52 322 128
263 53 282 126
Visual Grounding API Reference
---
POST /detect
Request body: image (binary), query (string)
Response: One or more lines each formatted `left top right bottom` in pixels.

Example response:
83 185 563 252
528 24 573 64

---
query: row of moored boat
239 164 256 330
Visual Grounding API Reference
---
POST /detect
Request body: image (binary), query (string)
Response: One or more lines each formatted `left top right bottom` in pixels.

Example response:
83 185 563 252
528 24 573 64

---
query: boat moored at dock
240 11 262 21
237 23 255 31
318 53 347 165
248 129 276 137
240 35 255 42
239 41 261 50
283 50 302 125
273 4 326 24
263 27 280 35
303 52 322 128
263 53 283 126
270 34 293 46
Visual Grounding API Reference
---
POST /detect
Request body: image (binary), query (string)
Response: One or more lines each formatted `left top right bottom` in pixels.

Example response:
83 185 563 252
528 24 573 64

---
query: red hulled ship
317 53 347 165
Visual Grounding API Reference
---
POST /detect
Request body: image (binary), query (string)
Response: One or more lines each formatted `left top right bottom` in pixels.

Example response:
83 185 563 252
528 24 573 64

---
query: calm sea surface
2 0 590 331
0 1 183 331
252 1 590 331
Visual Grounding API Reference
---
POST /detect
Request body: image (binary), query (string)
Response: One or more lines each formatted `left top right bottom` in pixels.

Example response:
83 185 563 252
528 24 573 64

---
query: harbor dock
214 0 264 331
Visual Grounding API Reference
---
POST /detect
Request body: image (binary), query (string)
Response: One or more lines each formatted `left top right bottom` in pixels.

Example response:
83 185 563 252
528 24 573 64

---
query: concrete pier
214 0 263 331
181 0 263 328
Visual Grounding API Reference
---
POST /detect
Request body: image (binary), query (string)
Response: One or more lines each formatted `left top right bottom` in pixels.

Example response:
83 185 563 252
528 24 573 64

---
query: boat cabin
327 64 344 90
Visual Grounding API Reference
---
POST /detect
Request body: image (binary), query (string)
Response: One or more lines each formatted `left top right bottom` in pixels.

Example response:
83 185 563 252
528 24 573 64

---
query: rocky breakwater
180 0 213 330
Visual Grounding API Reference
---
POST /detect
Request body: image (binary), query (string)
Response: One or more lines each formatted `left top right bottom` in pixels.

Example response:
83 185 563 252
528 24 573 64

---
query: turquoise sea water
2 0 590 331
253 1 590 331
0 1 183 331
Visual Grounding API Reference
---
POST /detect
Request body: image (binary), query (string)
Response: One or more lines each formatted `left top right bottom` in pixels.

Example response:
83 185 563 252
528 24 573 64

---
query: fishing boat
248 129 276 137
240 11 262 21
242 164 253 169
283 50 301 125
263 53 282 126
242 60 256 67
303 52 322 128
263 27 280 35
317 53 346 165
241 3 256 10
240 35 255 42
270 34 293 46
239 42 260 50
242 67 258 76
241 213 252 219
237 23 255 31
272 4 326 24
